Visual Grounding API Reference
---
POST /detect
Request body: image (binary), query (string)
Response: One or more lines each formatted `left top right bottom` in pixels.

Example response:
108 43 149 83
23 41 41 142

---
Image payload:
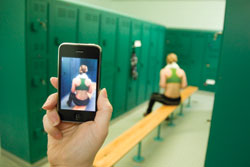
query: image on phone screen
60 57 98 112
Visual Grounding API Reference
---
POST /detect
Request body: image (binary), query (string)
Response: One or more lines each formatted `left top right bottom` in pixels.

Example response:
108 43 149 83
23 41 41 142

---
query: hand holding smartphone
58 43 101 122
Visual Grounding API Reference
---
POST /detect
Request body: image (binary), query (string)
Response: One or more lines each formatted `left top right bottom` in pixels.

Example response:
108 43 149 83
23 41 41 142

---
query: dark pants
146 93 181 114
67 92 89 106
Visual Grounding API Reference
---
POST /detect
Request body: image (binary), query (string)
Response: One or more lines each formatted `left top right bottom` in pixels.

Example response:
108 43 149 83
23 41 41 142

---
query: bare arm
71 78 79 93
181 70 187 88
85 79 93 94
159 69 166 88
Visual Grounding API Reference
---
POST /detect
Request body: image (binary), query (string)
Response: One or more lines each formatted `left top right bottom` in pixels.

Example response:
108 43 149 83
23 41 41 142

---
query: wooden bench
93 86 198 167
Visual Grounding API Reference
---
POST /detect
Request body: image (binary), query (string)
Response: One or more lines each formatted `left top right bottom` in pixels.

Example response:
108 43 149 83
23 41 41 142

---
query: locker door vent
58 8 66 18
68 10 75 19
85 13 91 21
93 15 98 22
33 3 45 13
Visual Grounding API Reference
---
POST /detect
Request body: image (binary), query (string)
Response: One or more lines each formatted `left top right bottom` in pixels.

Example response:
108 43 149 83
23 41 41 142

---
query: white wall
74 0 226 31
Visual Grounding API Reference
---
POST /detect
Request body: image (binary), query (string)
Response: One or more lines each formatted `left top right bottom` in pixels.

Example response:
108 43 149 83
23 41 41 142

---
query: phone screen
58 43 101 122
60 57 98 112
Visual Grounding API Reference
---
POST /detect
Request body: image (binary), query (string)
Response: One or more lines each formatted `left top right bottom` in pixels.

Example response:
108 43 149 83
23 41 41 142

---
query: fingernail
42 97 51 109
50 77 55 83
103 88 107 98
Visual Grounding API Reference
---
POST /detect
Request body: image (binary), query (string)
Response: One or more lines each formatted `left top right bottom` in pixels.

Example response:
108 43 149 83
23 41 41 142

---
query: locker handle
117 67 121 72
128 87 132 91
102 40 107 46
30 22 39 32
30 21 47 32
54 37 60 46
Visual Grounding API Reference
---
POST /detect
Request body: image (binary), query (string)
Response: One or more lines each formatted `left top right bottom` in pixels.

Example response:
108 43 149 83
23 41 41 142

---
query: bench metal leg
168 113 175 126
178 104 184 116
187 97 191 108
133 142 144 162
154 124 163 141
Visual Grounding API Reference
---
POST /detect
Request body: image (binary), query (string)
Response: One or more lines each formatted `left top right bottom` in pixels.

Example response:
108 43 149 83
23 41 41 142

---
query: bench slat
94 86 198 167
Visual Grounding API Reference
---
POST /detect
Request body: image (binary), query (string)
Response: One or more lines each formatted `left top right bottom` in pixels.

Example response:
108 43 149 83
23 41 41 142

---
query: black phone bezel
57 43 101 122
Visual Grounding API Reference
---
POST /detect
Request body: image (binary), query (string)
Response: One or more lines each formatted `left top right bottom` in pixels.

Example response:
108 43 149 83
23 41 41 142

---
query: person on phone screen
67 65 94 110
42 77 112 167
144 53 187 116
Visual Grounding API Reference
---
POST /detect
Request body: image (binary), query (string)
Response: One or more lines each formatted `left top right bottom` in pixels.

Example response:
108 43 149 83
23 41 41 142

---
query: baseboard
1 149 48 167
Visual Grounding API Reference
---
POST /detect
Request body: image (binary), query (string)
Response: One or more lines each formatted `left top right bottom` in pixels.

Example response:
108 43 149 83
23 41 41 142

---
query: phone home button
75 113 81 121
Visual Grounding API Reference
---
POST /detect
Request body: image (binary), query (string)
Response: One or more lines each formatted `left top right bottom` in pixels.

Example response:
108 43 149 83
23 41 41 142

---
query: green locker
137 23 151 103
49 0 78 93
26 0 49 161
78 6 100 44
0 0 50 163
99 12 117 105
200 33 222 91
112 16 131 118
188 32 206 86
146 25 158 98
126 20 142 110
153 26 166 92
205 0 250 166
165 30 181 54
176 31 192 79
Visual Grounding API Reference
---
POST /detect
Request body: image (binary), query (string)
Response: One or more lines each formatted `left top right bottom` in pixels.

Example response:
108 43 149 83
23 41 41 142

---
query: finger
42 93 58 110
95 88 113 128
50 77 58 89
46 108 60 126
43 114 62 140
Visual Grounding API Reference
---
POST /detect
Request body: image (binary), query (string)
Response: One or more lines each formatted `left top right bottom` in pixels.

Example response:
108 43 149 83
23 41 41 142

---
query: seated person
67 65 94 110
144 53 187 116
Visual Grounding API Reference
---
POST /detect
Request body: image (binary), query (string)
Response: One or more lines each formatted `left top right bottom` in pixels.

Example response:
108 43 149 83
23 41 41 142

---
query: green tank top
76 78 89 91
166 68 181 83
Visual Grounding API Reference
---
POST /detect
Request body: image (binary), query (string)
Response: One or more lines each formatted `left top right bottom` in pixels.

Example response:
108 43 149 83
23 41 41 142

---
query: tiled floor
0 91 214 167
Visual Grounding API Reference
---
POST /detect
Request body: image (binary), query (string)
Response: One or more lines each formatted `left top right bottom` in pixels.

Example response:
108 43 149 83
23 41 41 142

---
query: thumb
95 88 113 129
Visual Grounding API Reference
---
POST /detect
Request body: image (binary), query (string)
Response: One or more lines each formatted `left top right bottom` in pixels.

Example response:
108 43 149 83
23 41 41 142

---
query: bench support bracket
187 97 191 108
133 142 144 162
154 124 163 141
168 113 175 126
178 104 184 116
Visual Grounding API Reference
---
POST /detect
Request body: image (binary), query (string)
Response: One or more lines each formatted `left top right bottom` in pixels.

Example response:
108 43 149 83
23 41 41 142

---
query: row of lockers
0 0 166 163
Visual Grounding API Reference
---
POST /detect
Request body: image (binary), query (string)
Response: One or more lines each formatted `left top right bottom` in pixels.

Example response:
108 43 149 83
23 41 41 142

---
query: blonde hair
79 65 88 74
166 53 178 64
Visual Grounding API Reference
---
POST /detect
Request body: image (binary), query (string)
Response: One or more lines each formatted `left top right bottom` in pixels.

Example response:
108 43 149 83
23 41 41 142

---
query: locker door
178 31 192 79
27 0 49 162
126 20 142 110
99 13 117 105
78 7 100 43
165 31 181 54
201 33 222 91
154 27 166 92
112 17 131 118
49 2 78 93
189 33 206 86
137 23 151 103
146 26 158 98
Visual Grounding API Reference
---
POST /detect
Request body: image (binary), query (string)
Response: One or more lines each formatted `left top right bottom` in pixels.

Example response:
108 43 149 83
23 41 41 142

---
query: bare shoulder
177 68 185 77
73 78 81 85
85 78 91 86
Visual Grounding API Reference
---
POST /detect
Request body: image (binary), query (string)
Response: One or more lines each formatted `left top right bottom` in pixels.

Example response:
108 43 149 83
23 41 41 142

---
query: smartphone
58 43 101 122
